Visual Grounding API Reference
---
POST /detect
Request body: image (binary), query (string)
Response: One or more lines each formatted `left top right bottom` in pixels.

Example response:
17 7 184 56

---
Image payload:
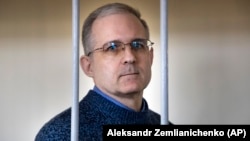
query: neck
94 86 143 111
117 95 143 112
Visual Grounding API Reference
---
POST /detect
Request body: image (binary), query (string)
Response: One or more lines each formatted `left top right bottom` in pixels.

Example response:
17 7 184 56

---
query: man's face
85 13 153 97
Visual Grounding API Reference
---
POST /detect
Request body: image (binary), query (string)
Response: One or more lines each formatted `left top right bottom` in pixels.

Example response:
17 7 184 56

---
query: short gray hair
81 3 150 55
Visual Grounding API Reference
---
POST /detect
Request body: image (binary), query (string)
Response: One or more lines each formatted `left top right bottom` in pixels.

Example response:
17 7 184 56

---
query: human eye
104 41 120 52
131 40 146 50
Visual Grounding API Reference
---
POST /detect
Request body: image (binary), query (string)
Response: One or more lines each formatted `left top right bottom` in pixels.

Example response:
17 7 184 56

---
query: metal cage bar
71 0 80 141
160 0 169 125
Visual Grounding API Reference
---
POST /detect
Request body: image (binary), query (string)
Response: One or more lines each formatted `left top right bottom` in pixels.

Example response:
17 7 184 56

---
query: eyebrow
104 38 146 44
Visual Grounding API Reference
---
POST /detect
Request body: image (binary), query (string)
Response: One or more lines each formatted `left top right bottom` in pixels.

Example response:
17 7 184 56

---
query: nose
122 44 136 64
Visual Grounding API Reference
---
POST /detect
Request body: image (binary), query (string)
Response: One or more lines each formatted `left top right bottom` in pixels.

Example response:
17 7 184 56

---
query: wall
0 0 249 140
168 0 250 124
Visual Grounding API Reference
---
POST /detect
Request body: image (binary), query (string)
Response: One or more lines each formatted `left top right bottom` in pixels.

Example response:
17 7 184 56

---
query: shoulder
146 109 160 124
35 108 71 141
148 109 161 119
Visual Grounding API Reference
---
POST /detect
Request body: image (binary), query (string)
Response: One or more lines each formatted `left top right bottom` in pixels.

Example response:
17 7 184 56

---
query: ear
149 47 154 66
80 55 94 77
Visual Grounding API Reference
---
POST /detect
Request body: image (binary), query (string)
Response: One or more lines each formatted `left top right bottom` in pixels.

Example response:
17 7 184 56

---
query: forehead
91 13 147 44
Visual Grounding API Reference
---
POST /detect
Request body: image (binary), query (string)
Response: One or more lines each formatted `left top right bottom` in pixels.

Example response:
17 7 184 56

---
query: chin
120 85 142 94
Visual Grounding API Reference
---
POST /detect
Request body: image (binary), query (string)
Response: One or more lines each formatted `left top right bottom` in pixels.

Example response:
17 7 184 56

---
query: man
36 2 161 141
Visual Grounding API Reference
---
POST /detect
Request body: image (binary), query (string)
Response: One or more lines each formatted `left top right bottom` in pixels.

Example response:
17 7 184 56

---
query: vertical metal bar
160 0 169 125
71 0 79 140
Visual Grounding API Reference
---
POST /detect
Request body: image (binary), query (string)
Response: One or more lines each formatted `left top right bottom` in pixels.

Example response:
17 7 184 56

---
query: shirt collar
93 86 146 112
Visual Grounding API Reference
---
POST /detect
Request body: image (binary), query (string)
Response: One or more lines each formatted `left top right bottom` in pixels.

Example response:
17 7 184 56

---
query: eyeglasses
87 39 154 56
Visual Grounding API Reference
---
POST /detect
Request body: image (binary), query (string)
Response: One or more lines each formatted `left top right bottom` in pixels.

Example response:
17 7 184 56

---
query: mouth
119 66 139 78
120 72 139 77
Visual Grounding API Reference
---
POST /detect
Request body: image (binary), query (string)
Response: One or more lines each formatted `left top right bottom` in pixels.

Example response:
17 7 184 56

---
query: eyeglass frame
87 38 154 56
